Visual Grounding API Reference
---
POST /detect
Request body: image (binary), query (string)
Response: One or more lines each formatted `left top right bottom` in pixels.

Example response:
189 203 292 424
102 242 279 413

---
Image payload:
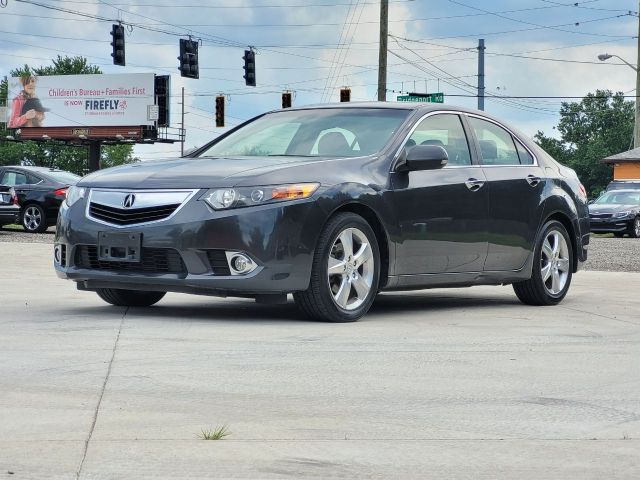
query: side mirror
404 145 448 171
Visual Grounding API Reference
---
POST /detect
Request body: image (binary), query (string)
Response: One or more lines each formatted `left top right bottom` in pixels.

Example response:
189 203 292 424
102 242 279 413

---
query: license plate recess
98 232 142 263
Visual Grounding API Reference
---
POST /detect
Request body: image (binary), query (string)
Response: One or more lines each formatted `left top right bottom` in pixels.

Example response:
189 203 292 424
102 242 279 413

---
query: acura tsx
55 103 590 322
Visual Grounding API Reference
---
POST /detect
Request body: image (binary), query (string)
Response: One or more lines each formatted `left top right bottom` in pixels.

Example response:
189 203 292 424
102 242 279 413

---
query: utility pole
635 1 640 148
377 0 388 101
477 39 486 111
180 86 185 157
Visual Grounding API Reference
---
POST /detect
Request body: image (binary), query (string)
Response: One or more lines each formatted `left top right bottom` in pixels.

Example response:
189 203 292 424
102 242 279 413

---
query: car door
390 112 489 275
466 115 546 272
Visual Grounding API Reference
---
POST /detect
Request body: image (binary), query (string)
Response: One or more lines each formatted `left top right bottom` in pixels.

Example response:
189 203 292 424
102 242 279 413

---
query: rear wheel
630 217 640 238
294 212 380 322
513 220 573 306
96 288 166 307
22 204 47 233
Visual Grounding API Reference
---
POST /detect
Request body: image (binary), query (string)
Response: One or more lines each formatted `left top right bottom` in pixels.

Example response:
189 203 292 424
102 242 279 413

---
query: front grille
74 245 186 275
590 213 613 219
206 250 231 275
89 202 180 226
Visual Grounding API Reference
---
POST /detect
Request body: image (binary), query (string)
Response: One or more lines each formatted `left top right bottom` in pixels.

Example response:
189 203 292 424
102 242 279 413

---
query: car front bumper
589 217 634 233
54 192 327 297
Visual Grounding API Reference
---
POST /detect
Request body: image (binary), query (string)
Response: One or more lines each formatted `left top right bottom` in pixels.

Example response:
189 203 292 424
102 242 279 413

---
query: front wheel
513 220 574 306
96 288 166 307
630 217 640 238
294 212 380 322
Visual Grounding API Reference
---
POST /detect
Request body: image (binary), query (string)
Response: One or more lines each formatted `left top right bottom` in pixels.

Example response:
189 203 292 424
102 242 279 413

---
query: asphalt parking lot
1 236 639 478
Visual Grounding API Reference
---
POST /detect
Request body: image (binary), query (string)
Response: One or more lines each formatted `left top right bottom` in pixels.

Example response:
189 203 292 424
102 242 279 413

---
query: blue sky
1 0 638 159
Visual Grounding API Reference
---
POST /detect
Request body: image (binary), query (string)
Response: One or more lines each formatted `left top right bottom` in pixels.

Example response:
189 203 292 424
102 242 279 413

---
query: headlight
613 211 631 218
202 183 319 210
65 186 86 207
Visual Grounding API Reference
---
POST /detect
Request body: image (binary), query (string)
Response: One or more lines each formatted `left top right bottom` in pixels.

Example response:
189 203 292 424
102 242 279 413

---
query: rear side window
405 113 472 166
468 117 520 166
515 139 534 165
1 171 28 186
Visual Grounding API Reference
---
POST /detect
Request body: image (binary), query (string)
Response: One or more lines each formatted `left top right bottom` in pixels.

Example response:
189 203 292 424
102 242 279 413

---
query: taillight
10 188 19 205
54 188 68 197
578 183 588 202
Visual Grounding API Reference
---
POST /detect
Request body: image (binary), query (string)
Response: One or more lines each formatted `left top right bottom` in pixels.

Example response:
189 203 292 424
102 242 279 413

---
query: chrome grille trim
86 188 199 228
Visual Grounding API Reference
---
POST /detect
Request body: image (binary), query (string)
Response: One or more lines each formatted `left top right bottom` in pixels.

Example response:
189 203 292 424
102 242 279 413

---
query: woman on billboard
8 76 47 128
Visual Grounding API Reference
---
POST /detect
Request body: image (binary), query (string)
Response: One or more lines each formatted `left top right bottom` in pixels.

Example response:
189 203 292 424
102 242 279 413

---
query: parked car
0 185 20 227
0 166 80 232
54 103 590 322
589 189 640 237
606 180 640 191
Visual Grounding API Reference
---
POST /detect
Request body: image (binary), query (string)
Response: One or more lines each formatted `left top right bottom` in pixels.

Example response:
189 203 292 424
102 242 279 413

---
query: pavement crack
75 307 128 480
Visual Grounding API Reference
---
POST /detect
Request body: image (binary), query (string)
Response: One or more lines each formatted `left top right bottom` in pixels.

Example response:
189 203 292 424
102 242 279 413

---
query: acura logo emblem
122 194 136 208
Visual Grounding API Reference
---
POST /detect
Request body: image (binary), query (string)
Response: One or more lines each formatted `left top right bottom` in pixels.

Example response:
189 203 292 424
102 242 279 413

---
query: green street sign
397 93 444 103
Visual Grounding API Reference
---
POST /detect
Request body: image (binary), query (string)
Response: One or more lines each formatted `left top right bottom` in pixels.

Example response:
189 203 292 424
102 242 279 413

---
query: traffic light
282 91 292 109
110 24 125 66
154 75 170 127
340 88 351 102
243 49 256 87
215 95 225 128
178 38 199 79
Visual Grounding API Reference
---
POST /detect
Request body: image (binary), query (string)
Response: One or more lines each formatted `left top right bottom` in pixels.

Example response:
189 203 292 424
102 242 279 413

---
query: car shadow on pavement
66 291 523 323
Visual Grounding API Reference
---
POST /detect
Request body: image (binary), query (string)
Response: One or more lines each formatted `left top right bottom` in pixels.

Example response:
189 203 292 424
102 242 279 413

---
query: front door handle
526 175 542 187
465 178 485 192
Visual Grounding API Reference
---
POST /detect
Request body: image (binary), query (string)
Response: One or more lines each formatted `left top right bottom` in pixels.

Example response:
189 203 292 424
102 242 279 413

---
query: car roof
604 189 640 194
2 165 67 173
276 101 491 116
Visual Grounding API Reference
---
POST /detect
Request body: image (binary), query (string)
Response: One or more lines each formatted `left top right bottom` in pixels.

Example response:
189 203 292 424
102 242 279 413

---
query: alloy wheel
634 217 640 237
23 206 42 231
327 227 375 311
540 229 570 295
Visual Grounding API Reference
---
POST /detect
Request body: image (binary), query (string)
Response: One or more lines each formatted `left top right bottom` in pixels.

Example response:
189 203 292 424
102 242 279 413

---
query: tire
22 203 48 233
294 212 380 322
96 288 166 307
613 232 625 238
513 220 574 306
629 217 640 238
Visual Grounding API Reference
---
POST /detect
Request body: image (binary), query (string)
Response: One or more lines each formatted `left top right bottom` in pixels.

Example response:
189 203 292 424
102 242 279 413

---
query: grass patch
198 425 230 440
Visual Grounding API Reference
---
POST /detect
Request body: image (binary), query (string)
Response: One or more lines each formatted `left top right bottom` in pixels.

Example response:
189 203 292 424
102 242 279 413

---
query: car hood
588 203 638 214
78 156 325 189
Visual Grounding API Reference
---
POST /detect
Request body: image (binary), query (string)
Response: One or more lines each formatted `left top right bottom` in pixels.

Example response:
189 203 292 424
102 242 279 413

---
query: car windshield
197 108 410 158
594 191 640 205
45 170 81 184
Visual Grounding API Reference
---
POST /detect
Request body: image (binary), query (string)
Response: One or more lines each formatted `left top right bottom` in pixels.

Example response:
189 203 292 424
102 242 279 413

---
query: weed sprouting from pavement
198 425 230 440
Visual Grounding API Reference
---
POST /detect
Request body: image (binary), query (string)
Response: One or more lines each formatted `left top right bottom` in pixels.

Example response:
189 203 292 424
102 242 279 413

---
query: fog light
54 244 65 266
225 252 257 275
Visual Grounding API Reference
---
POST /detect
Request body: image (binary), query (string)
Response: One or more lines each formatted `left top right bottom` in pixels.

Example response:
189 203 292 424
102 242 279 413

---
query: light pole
598 51 640 149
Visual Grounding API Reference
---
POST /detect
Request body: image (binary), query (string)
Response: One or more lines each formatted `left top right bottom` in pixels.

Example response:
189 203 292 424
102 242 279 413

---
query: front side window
199 108 410 159
468 117 521 166
405 113 472 166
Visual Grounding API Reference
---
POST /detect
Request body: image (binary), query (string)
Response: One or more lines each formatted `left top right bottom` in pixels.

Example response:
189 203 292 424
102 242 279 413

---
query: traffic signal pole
180 86 185 157
635 0 640 148
377 0 388 101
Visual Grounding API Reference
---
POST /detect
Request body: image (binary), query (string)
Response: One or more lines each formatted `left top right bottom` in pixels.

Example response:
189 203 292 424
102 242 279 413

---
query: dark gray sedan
55 103 590 322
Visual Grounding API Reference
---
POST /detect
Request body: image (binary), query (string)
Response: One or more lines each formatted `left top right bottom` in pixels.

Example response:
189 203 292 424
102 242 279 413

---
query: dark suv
0 166 80 232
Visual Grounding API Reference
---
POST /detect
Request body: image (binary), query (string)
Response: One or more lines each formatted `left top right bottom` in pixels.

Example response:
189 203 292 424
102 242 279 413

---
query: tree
535 90 634 196
0 56 138 174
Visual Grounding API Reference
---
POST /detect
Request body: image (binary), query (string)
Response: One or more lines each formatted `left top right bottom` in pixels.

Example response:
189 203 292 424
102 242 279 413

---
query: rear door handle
465 178 485 192
526 175 542 187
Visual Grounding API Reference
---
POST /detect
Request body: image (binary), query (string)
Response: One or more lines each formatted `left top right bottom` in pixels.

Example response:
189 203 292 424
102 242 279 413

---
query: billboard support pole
88 141 101 172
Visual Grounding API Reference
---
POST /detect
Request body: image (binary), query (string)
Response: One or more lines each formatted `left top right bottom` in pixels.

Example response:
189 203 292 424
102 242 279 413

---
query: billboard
7 73 155 128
